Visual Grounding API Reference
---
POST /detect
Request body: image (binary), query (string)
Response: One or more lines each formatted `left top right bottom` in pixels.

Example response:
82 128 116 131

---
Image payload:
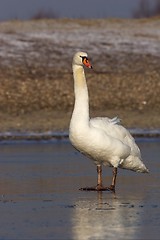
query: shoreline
0 128 160 142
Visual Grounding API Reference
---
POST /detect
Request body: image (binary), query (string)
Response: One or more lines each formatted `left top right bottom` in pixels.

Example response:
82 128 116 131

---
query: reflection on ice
71 193 143 240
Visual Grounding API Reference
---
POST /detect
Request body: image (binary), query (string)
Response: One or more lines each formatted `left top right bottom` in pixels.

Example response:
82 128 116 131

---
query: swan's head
73 51 92 69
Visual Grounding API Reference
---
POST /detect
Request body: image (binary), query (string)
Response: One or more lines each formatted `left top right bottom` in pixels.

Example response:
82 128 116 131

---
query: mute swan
69 51 149 192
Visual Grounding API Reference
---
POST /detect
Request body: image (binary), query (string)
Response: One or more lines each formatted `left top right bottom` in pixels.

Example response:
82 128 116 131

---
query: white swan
69 51 149 192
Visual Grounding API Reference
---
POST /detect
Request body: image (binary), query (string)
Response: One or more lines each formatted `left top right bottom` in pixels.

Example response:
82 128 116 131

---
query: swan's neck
71 65 89 124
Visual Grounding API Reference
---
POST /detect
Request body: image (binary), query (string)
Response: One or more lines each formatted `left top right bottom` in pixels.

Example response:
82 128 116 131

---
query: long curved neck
72 64 89 124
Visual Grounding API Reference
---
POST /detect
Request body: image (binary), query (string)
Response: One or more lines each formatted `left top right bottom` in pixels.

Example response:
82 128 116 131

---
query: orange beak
82 57 93 69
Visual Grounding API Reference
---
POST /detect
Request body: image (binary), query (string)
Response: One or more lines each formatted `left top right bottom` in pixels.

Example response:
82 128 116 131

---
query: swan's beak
83 57 93 69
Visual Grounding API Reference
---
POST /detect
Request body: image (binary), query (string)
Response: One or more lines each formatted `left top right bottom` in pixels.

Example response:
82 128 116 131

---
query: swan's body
69 52 149 191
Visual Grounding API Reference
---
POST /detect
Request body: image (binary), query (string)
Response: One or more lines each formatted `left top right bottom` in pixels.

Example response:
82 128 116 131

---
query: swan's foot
80 184 115 192
79 184 110 192
107 185 115 193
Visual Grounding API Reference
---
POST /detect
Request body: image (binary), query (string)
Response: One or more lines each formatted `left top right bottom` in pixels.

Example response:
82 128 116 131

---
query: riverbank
0 18 159 132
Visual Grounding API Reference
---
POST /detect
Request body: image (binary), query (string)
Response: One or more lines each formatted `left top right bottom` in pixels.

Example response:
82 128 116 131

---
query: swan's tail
120 156 149 173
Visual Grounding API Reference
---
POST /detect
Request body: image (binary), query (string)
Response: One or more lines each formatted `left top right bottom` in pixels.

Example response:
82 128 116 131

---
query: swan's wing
109 116 121 125
90 116 120 128
90 116 149 172
90 116 122 137
90 116 141 158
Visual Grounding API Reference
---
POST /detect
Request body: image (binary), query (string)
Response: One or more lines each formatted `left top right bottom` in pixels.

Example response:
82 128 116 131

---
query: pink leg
108 167 117 192
80 165 110 191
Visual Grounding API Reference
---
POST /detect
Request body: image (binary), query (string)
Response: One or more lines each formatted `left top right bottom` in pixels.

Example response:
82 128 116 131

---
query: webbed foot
107 185 115 193
79 184 111 192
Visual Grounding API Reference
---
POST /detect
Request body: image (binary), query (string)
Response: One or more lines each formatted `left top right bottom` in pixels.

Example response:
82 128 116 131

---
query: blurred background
0 0 160 20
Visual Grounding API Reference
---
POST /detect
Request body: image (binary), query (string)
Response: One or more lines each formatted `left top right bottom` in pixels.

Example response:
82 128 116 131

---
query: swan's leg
80 165 110 191
108 167 117 192
97 165 102 186
95 165 103 190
